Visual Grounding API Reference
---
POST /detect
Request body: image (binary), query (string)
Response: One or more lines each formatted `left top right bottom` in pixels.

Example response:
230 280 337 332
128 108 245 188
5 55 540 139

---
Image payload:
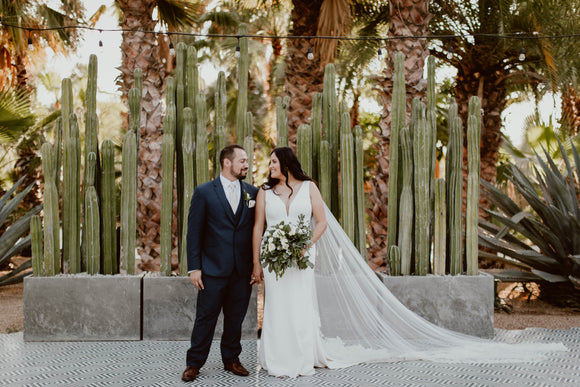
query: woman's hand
250 264 264 285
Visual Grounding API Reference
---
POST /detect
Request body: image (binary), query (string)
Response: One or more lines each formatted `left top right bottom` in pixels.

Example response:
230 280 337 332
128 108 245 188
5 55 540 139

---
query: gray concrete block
142 276 258 341
377 273 494 338
23 275 142 342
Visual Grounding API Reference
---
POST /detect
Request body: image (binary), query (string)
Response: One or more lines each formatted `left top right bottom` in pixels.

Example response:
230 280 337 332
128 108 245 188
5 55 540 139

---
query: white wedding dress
258 181 566 378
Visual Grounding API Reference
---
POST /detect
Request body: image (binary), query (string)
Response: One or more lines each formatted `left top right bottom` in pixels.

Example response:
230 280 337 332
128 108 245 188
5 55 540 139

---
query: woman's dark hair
263 147 312 196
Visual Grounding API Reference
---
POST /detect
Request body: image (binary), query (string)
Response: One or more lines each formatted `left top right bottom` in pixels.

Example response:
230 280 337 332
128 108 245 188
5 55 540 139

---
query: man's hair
219 144 245 167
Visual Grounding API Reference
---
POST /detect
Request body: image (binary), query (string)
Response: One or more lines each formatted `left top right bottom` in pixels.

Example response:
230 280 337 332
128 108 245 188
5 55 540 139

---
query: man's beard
233 168 248 180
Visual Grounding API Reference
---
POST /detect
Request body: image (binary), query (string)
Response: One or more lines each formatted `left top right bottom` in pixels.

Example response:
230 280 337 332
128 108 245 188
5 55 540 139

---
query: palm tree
115 0 205 265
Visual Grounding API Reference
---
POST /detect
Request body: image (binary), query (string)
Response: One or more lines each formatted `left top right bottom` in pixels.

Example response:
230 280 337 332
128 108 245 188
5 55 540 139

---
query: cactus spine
85 152 100 275
101 139 116 274
30 215 43 276
387 52 405 254
297 124 312 176
466 96 481 275
413 99 430 276
433 178 446 275
319 140 331 207
196 94 209 185
354 125 366 257
276 96 289 147
447 105 463 275
323 63 339 216
340 112 355 241
41 143 60 276
236 24 249 143
120 130 137 275
161 134 174 276
180 107 195 276
398 126 413 275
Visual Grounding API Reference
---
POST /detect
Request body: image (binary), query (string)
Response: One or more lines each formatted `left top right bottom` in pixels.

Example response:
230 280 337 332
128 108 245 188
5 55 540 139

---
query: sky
38 0 561 148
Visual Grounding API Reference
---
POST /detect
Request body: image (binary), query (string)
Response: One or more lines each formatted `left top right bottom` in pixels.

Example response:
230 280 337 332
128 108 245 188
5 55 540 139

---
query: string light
446 45 453 60
307 46 314 60
518 44 526 61
27 37 33 50
168 33 175 56
235 39 241 58
377 47 383 60
98 29 103 50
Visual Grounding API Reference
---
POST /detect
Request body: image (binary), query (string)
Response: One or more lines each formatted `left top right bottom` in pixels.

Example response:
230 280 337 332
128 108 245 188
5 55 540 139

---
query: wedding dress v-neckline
274 181 305 217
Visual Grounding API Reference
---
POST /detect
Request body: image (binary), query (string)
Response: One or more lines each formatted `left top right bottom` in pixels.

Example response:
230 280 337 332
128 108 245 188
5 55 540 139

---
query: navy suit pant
186 270 252 368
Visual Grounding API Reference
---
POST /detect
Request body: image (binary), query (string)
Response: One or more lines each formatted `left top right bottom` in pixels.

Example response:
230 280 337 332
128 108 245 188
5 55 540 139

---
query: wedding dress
258 181 566 378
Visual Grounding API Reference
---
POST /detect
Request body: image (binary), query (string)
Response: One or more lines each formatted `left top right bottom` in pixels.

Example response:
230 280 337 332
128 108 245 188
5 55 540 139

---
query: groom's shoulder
242 182 259 194
195 179 216 194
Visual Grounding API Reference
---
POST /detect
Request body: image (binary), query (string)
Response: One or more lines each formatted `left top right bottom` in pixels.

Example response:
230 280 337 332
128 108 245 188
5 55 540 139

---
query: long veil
312 205 566 365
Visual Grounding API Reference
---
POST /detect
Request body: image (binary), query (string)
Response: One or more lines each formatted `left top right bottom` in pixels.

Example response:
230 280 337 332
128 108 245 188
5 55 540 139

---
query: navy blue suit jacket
186 177 258 278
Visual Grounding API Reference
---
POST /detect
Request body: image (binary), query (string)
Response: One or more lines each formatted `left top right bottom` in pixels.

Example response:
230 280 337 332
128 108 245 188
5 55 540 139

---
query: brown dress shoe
224 361 249 376
182 366 200 382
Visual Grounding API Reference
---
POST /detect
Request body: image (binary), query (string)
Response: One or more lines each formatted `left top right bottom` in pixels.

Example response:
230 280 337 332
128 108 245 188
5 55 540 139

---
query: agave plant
479 137 580 290
0 176 42 286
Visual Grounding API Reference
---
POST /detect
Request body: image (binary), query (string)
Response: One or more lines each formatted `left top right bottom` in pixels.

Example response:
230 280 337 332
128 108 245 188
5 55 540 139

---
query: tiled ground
1 328 579 386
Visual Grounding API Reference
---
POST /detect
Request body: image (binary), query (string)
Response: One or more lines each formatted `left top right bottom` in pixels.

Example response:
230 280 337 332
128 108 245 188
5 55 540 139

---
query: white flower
268 242 276 252
248 200 255 208
289 225 297 236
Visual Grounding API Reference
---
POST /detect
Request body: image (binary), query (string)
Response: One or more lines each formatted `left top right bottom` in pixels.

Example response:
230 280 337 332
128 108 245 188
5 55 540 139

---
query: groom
182 144 260 382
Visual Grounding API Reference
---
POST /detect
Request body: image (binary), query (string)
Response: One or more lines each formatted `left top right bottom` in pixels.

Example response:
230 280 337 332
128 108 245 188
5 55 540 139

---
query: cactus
41 143 60 276
63 113 81 273
214 71 227 176
244 135 254 186
340 112 355 241
53 117 62 195
85 152 100 275
466 96 481 275
311 92 323 182
433 178 446 275
389 245 401 276
180 107 195 276
447 109 463 275
319 140 331 207
120 131 137 275
195 94 209 185
30 215 43 276
236 24 249 144
398 126 413 275
297 124 312 176
276 96 289 147
161 134 175 276
101 139 117 275
413 99 430 276
354 125 366 257
387 52 405 254
322 63 339 216
186 46 198 112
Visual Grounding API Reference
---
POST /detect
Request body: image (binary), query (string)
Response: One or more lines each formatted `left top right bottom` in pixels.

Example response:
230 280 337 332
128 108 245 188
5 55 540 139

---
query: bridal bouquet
260 214 313 279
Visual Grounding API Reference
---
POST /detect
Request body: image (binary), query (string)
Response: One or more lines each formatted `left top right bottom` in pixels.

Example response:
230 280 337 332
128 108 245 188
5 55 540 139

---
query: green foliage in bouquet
260 214 313 280
479 138 580 289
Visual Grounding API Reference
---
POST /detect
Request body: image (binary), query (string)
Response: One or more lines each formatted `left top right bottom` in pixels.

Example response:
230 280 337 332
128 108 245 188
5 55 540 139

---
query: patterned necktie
228 181 238 213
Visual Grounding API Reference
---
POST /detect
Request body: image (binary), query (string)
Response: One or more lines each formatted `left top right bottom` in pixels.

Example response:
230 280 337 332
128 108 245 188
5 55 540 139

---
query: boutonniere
243 190 255 208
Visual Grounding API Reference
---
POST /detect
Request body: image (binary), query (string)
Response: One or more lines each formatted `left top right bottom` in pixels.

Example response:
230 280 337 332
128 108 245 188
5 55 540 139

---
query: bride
251 147 566 378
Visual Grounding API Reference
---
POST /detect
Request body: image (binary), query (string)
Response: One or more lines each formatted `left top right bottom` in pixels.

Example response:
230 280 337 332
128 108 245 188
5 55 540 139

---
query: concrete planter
23 275 142 342
142 275 258 341
377 273 494 338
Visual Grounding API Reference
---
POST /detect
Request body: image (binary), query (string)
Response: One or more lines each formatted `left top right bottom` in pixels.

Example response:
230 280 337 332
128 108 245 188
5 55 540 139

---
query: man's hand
250 264 263 285
189 270 204 290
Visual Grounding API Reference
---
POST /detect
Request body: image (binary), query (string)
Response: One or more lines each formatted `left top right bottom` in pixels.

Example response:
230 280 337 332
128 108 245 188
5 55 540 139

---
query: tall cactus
101 139 117 275
322 63 339 217
466 96 482 275
413 99 430 276
276 96 290 147
244 135 254 186
180 107 195 276
354 125 366 257
311 92 323 182
120 130 137 275
196 94 209 185
389 245 401 276
30 215 43 276
387 52 406 254
398 126 413 275
160 134 174 276
63 112 81 273
319 140 331 207
41 143 59 276
53 117 62 196
433 178 446 275
214 71 227 176
85 152 100 275
297 124 312 176
447 106 463 275
340 112 355 241
236 24 249 144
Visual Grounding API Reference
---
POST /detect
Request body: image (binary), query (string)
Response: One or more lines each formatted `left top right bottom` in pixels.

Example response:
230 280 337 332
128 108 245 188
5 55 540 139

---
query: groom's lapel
212 178 235 224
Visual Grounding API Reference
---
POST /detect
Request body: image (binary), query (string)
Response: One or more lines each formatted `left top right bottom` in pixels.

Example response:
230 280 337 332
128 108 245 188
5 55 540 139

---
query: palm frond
0 87 34 142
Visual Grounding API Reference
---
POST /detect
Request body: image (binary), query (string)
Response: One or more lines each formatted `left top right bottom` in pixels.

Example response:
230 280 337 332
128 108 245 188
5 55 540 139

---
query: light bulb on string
235 40 241 58
377 47 383 60
169 35 175 56
307 46 314 60
518 46 525 61
446 45 453 60
98 29 103 53
27 37 33 50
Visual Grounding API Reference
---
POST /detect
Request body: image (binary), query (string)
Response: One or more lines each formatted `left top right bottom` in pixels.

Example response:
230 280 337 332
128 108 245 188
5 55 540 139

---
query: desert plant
479 138 580 289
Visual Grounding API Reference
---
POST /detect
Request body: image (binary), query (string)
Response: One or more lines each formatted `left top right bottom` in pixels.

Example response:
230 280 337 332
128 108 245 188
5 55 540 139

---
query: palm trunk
368 0 431 266
562 85 580 136
117 0 166 266
285 0 326 148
